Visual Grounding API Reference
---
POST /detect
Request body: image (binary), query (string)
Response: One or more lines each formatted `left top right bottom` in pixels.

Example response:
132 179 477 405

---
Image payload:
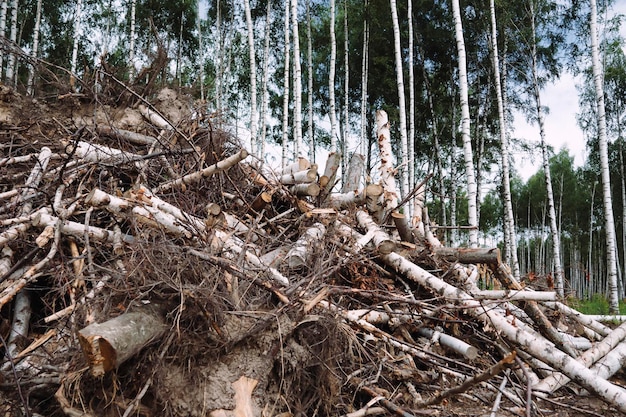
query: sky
512 0 626 181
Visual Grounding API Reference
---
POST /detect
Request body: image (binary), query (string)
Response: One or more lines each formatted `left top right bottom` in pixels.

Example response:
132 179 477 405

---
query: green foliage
569 294 626 315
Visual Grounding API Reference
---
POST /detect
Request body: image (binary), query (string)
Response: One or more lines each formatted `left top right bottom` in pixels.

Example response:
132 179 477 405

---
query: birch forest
2 0 626 416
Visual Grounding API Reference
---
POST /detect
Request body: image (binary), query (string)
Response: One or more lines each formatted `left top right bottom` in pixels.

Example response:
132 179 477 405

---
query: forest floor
1 85 626 417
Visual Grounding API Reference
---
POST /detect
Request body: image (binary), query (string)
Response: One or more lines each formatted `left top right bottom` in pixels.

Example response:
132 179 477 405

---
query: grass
568 294 626 315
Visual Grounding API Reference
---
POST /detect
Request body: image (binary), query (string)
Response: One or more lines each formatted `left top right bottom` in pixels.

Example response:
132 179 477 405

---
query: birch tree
244 0 258 155
590 0 619 312
306 0 314 162
342 0 349 181
290 0 303 157
4 0 17 85
281 0 291 169
390 0 410 198
359 0 370 159
407 0 415 195
259 0 272 157
0 0 7 78
329 0 338 153
129 0 136 79
70 0 83 89
452 0 478 247
489 0 520 278
26 0 43 96
528 0 564 296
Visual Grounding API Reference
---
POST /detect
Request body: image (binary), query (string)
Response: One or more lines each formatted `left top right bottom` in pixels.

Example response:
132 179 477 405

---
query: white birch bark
389 0 409 199
129 0 136 79
197 0 204 100
533 319 626 395
342 0 349 182
4 0 17 85
306 0 314 162
70 0 83 87
291 0 303 157
373 239 626 411
407 0 415 199
529 0 564 296
590 0 619 313
0 0 7 77
244 0 258 155
451 0 478 247
329 0 338 152
26 0 42 95
259 0 272 157
359 1 370 158
215 1 222 112
376 110 399 220
285 222 326 268
281 0 291 169
489 0 519 279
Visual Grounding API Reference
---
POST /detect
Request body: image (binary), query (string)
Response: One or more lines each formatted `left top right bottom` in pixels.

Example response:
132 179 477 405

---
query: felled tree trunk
355 211 626 412
78 307 167 377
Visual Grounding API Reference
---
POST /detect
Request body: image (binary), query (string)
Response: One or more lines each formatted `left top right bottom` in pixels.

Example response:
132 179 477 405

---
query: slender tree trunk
590 0 619 312
0 0 8 78
291 0 303 157
389 0 409 199
306 0 314 163
451 0 478 247
197 1 204 100
70 0 83 90
26 0 42 95
5 0 17 86
618 141 626 298
259 0 272 158
129 0 136 79
407 0 415 201
244 0 258 155
360 0 369 159
216 0 223 114
281 0 291 169
489 0 519 278
342 0 349 184
329 0 338 153
176 11 183 87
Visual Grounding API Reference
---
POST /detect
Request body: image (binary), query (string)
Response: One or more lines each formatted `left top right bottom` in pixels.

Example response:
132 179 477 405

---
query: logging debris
1 87 625 417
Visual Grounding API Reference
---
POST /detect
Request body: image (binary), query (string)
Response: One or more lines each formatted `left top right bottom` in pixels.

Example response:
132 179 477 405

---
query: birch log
280 167 317 185
280 157 310 176
96 125 157 146
385 251 626 410
342 153 365 193
78 308 167 376
286 222 326 268
354 212 626 412
533 319 626 395
155 149 248 193
328 189 366 209
417 327 478 360
33 210 135 244
364 183 384 221
355 210 395 254
212 230 288 287
376 110 399 220
290 183 320 197
544 301 611 339
65 140 143 167
320 151 341 192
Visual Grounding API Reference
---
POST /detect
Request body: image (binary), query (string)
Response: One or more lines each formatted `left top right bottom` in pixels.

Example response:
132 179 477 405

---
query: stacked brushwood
1 87 626 417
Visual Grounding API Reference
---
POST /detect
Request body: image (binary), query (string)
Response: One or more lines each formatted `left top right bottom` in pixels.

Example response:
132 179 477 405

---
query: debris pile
1 87 626 417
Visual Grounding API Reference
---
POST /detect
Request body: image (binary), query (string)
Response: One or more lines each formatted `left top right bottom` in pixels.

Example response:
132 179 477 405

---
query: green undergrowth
567 294 626 315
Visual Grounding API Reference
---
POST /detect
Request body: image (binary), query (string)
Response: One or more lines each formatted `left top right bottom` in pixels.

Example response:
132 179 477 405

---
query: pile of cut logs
1 92 626 417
